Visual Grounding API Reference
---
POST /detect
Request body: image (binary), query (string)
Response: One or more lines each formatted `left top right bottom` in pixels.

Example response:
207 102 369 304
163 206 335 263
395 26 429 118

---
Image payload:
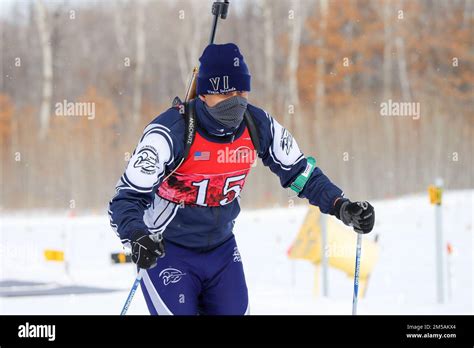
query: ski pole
120 234 162 315
352 233 362 315
120 268 144 315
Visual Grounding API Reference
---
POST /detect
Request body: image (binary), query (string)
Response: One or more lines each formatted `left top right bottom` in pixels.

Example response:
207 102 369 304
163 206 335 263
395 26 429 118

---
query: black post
209 0 230 44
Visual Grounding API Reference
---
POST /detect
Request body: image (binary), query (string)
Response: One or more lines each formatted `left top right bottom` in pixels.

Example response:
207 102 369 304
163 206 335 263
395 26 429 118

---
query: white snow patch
0 190 472 314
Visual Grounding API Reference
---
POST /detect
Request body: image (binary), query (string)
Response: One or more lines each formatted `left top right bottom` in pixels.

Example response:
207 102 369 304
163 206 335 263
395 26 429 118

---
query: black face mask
204 95 248 129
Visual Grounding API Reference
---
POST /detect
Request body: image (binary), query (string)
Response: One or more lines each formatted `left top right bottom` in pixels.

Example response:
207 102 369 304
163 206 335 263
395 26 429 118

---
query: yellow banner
44 249 65 262
288 206 322 262
288 206 379 279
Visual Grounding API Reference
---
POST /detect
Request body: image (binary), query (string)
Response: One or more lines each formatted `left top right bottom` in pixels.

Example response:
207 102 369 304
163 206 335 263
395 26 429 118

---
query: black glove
334 198 375 234
130 230 165 269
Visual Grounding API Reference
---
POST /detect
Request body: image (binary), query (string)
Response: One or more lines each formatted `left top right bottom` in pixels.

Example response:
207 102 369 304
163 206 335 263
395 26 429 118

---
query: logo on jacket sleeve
279 129 294 155
133 145 158 175
159 267 187 285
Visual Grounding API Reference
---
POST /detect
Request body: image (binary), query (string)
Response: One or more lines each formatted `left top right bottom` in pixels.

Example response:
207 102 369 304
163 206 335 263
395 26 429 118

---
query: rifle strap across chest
172 96 262 162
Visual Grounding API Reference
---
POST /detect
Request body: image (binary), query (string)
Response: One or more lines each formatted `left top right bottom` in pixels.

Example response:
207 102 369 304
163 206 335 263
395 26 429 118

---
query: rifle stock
185 67 199 102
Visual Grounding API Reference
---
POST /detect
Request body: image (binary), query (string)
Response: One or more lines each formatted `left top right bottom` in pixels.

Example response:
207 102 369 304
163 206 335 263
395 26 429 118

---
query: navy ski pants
140 235 249 315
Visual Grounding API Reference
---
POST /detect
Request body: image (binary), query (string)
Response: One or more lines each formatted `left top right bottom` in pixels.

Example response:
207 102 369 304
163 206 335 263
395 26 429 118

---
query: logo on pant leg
159 268 186 285
233 247 241 263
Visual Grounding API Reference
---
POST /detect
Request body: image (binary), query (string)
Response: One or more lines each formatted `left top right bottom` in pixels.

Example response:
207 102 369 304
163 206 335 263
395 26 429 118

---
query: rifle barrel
209 14 219 44
209 1 229 44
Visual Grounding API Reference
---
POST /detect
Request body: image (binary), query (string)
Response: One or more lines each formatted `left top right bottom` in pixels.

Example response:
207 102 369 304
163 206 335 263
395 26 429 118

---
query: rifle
184 0 230 102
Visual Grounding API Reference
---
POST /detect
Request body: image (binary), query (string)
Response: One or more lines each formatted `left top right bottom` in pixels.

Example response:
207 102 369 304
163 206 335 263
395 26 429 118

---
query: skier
109 43 375 315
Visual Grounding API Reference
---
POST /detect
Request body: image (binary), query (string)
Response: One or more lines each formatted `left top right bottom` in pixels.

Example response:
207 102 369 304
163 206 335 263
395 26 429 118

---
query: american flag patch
194 151 210 161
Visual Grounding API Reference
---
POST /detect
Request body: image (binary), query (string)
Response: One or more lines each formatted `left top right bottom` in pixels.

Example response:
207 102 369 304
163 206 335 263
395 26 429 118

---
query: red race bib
158 127 257 207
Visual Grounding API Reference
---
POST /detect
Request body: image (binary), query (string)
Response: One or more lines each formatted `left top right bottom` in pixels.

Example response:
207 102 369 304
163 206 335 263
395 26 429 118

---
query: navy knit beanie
196 43 251 95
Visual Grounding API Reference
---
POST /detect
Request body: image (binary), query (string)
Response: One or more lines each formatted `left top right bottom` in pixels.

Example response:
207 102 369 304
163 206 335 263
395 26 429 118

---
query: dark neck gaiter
204 96 248 129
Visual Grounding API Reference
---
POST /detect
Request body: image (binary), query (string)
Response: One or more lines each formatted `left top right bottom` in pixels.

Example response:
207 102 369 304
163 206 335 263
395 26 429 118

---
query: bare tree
343 0 356 96
189 2 205 67
383 0 392 100
35 0 53 139
176 3 205 91
395 36 411 102
314 0 328 153
262 0 275 113
132 1 146 123
381 0 396 194
286 0 303 131
113 1 128 54
463 0 472 28
177 44 190 89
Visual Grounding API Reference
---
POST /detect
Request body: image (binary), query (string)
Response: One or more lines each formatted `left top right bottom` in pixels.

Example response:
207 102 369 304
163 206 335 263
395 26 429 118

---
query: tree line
0 0 472 211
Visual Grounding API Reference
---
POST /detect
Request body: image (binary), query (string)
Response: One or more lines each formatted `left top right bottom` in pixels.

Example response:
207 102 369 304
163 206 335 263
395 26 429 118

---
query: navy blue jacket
109 98 343 250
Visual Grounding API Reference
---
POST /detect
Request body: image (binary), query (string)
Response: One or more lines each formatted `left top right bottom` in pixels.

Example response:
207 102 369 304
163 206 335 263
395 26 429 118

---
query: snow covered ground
0 190 472 315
